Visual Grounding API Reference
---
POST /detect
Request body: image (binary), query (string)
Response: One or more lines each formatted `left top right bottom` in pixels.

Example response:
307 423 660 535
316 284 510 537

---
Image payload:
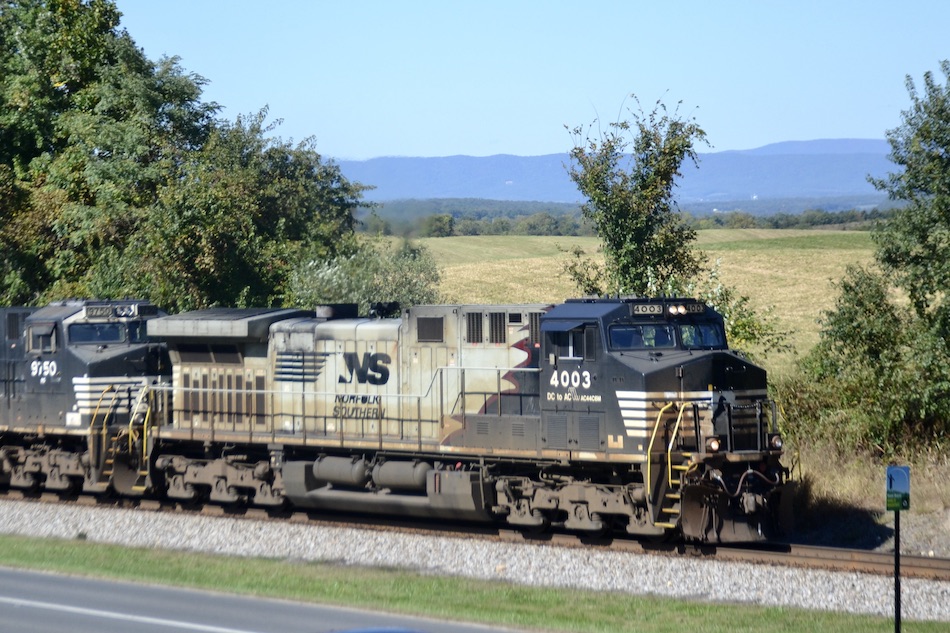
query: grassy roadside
0 533 936 633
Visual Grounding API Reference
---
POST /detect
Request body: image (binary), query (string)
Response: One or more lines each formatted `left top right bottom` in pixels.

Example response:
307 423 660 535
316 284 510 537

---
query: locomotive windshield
679 323 726 349
68 321 149 345
609 322 726 351
609 324 675 349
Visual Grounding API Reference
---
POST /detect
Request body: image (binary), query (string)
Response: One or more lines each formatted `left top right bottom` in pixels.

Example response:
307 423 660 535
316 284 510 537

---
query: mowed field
420 229 874 371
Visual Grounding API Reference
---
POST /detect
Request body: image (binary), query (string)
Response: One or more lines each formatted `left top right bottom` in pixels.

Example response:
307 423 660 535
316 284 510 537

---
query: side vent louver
489 312 506 344
466 312 483 344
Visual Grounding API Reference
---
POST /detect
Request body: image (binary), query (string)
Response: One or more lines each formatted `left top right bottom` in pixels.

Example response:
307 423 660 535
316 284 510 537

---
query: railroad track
4 489 950 582
717 543 950 581
497 530 950 582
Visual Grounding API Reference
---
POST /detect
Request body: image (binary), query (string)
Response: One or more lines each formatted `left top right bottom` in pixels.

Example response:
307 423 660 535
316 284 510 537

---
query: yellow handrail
666 403 689 487
89 386 118 470
141 389 152 467
645 402 674 502
126 385 152 465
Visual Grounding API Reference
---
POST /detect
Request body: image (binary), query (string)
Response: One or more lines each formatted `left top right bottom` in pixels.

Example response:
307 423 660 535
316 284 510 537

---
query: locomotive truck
0 297 789 542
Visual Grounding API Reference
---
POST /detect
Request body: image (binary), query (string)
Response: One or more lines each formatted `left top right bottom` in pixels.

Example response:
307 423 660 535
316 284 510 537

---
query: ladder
92 384 153 493
109 385 153 493
646 402 694 530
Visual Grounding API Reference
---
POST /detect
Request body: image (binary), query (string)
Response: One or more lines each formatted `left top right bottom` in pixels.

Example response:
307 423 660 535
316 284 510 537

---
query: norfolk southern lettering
333 394 385 419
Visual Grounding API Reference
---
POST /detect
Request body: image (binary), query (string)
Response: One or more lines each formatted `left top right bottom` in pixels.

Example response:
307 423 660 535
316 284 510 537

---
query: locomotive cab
0 300 169 493
535 297 787 541
12 300 169 428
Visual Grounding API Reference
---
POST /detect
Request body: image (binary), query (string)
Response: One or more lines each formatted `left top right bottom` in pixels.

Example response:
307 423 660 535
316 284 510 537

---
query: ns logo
339 352 391 385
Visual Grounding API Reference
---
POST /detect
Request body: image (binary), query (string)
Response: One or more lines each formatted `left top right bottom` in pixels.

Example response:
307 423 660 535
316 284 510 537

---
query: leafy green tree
790 61 950 451
567 97 705 295
565 96 787 356
514 212 560 235
288 238 442 314
0 0 369 309
870 60 950 326
453 217 482 235
0 0 214 302
37 39 217 301
0 0 133 301
421 213 454 237
362 211 392 236
0 0 121 171
141 111 366 311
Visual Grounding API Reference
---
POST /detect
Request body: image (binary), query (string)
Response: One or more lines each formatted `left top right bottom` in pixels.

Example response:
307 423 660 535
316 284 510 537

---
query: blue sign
885 465 910 511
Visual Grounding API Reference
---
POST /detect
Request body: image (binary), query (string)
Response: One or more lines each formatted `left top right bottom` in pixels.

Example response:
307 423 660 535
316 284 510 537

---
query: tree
143 111 367 311
567 97 705 295
288 238 442 314
0 0 369 309
0 0 122 171
870 60 950 327
564 96 787 357
421 213 454 237
790 61 950 451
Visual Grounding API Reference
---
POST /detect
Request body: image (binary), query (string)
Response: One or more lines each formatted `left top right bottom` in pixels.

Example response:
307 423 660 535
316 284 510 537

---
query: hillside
338 139 892 214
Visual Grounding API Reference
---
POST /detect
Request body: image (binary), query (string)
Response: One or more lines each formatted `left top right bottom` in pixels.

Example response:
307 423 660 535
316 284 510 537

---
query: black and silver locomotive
0 296 789 542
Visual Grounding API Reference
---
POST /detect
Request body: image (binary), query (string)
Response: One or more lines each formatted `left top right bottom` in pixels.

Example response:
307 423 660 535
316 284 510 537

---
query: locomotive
0 297 789 542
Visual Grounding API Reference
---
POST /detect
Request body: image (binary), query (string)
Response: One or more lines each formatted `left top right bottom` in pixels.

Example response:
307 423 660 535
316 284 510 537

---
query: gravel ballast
1 499 948 622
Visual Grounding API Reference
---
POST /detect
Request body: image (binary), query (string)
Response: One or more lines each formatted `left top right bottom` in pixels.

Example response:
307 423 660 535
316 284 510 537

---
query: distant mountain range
337 139 894 215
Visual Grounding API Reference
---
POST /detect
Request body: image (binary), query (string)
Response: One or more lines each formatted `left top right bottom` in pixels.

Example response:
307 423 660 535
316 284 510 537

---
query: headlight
768 433 784 450
705 436 721 453
668 304 687 315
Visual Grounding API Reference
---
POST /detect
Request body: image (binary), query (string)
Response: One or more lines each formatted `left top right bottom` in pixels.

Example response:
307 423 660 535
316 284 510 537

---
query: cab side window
549 326 598 361
549 330 583 359
28 324 57 354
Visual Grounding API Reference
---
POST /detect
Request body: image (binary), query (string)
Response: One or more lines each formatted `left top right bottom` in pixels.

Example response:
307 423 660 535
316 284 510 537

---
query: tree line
364 206 895 238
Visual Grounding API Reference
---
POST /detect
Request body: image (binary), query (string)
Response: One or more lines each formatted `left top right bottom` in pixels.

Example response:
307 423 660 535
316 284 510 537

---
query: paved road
0 567 517 633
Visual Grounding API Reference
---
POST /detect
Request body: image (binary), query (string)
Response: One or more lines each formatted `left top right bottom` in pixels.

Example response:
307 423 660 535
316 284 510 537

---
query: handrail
645 402 674 503
126 385 151 453
143 365 539 401
144 363 540 438
141 389 153 467
125 384 154 469
666 403 689 487
89 386 118 473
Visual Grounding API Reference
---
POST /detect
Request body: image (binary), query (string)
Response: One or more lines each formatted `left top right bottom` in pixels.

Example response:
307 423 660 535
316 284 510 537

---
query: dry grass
422 230 874 363
700 230 873 356
788 444 950 515
422 235 601 304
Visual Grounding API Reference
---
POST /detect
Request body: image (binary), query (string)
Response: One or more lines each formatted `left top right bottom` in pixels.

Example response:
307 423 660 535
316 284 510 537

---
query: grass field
421 229 875 366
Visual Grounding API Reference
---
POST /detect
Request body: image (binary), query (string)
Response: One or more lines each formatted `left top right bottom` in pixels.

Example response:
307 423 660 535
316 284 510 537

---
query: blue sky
115 1 949 160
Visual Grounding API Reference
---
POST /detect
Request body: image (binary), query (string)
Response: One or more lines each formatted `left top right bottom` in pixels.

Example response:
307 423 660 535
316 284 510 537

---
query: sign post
885 465 910 633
